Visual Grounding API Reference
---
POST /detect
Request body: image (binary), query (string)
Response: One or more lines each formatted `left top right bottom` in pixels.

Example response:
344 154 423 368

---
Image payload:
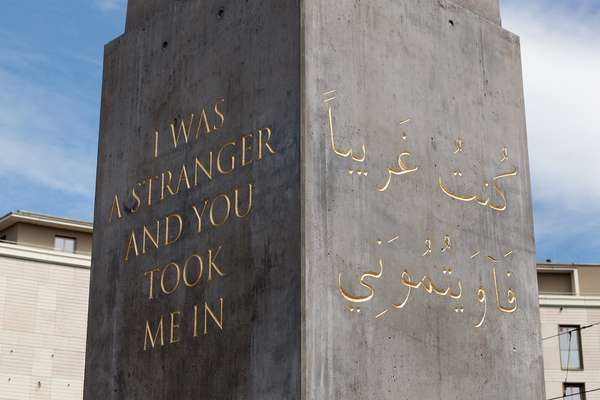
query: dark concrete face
84 1 301 399
125 0 171 32
302 0 544 399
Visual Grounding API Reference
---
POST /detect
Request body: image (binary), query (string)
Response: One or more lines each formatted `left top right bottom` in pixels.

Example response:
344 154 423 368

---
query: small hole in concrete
217 8 225 19
162 41 169 49
449 19 454 26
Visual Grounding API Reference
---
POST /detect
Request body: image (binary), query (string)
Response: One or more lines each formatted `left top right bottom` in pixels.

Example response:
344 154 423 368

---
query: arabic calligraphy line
338 259 384 303
378 152 418 192
325 97 367 163
438 169 519 212
474 288 487 328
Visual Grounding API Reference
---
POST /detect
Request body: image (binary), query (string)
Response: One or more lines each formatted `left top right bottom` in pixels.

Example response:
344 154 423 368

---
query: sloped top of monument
125 0 501 31
449 0 501 24
125 0 173 32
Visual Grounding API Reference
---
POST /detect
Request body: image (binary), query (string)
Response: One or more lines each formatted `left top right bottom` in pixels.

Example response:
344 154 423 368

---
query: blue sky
0 0 599 263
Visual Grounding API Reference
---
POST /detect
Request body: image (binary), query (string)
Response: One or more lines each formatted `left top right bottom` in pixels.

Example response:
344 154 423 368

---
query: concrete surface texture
84 0 544 399
302 0 544 398
451 0 501 23
85 0 301 398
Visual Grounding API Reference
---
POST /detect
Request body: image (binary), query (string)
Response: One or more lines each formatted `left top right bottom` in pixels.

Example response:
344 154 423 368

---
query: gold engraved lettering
325 105 366 162
175 164 192 193
192 201 209 233
169 311 181 344
439 167 518 212
393 271 414 309
378 152 419 192
422 239 432 256
216 141 236 175
195 109 212 137
109 194 123 223
161 170 176 200
131 184 142 212
204 298 224 335
144 317 164 351
474 288 487 328
124 230 139 261
160 262 181 295
438 177 478 202
194 153 213 185
183 255 204 287
492 267 518 313
144 267 161 299
170 114 195 148
241 133 253 166
488 170 519 212
210 194 231 227
142 220 160 254
441 235 451 253
213 99 225 130
501 147 509 162
338 259 384 303
454 138 464 154
208 245 226 280
234 184 253 218
165 214 183 246
193 304 200 337
154 130 159 159
146 176 156 207
258 128 277 160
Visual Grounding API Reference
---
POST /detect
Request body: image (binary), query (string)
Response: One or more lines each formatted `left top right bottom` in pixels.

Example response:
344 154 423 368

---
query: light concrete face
302 0 543 398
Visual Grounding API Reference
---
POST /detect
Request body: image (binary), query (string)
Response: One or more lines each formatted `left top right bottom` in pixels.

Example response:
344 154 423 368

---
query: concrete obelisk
84 1 545 399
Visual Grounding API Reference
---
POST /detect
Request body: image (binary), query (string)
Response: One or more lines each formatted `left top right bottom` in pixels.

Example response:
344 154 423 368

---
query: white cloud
502 1 600 259
0 60 97 199
96 0 125 12
0 135 95 197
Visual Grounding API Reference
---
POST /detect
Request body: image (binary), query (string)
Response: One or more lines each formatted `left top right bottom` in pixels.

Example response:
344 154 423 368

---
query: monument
84 0 545 399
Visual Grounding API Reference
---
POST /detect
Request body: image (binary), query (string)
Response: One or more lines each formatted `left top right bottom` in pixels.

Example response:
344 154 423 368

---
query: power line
547 387 600 400
542 322 600 341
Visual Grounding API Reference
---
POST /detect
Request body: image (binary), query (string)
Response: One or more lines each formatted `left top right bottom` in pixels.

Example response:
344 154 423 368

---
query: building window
559 325 583 370
54 236 76 253
537 271 574 295
564 383 586 399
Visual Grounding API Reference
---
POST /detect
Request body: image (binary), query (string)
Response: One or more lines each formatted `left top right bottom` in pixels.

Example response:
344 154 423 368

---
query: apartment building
538 262 600 400
0 211 92 400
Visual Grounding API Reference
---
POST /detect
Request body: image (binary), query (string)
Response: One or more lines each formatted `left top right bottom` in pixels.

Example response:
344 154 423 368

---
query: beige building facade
1 210 599 400
538 262 600 400
0 211 92 400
